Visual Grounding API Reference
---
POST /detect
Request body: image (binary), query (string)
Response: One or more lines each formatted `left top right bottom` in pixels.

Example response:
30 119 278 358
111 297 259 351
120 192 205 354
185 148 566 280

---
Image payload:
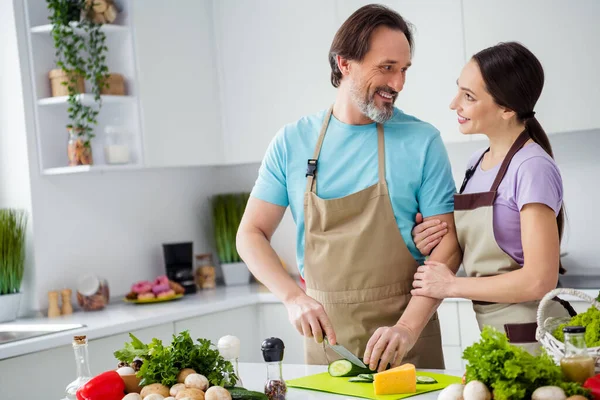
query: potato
204 386 232 400
170 383 186 397
184 374 209 391
175 388 205 400
122 394 143 400
140 383 170 398
177 368 197 383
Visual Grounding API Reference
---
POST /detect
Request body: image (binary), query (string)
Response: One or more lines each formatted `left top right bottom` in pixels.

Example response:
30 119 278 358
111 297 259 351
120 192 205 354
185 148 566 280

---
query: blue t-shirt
251 107 456 277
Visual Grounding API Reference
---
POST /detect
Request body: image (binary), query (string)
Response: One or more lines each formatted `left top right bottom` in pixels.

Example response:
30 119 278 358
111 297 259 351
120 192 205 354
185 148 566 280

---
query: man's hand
284 294 337 345
363 323 417 372
412 212 448 256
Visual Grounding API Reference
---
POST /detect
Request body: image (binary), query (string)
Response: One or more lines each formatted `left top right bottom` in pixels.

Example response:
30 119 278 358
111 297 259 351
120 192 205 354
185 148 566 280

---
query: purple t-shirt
462 142 563 266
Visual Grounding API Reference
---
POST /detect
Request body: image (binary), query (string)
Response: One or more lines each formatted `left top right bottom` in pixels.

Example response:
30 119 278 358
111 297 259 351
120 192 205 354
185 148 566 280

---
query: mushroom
184 374 209 391
463 381 491 400
531 386 567 400
177 368 197 384
204 386 232 400
143 394 165 400
437 383 464 400
122 394 143 400
170 383 186 397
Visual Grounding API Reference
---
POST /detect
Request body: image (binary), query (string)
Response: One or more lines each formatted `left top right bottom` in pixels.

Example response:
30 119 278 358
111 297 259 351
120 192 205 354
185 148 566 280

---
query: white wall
0 0 36 316
218 129 600 277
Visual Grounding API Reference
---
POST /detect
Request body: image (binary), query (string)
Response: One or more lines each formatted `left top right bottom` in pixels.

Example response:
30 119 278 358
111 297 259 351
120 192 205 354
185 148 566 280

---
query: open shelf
38 94 136 106
31 22 129 35
43 164 143 176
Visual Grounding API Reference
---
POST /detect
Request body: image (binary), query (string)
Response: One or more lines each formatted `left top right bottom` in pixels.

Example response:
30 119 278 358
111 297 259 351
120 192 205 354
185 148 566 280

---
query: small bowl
120 373 142 393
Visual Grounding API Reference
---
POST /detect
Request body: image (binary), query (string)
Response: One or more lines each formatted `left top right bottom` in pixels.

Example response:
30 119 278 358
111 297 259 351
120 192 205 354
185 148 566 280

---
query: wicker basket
100 73 126 95
49 69 85 97
536 288 600 372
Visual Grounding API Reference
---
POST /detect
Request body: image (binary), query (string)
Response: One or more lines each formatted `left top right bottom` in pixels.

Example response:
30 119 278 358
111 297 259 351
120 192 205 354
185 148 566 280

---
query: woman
411 41 574 352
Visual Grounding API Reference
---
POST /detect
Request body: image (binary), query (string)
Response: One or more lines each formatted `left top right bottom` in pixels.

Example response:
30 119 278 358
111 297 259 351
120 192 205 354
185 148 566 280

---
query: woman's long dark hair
473 42 566 273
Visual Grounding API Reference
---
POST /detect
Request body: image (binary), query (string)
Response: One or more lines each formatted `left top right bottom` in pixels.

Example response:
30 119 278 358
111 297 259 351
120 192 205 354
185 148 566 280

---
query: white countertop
239 363 461 399
2 283 598 360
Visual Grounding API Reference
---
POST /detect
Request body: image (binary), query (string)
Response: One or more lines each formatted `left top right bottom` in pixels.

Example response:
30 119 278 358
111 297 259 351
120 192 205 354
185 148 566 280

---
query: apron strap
377 123 385 184
490 130 530 192
306 106 334 193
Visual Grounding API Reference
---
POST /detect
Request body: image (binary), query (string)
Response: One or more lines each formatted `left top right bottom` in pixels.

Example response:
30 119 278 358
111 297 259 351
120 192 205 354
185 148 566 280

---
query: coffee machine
162 242 197 294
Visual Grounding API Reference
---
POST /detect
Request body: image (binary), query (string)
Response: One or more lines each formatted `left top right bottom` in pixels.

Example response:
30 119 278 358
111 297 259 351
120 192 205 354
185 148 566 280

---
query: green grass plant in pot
0 209 28 322
212 193 251 286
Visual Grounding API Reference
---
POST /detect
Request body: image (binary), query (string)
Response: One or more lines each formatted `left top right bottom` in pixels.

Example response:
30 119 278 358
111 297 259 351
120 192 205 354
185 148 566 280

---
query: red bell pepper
76 370 125 400
584 373 600 400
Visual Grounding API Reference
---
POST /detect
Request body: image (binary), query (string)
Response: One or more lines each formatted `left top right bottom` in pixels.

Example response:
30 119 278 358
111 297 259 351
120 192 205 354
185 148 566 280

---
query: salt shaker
261 337 286 400
48 291 61 318
218 335 243 387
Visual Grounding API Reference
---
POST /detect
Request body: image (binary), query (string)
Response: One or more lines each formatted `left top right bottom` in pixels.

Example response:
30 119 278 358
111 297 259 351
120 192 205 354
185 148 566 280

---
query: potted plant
47 0 111 166
0 209 28 322
212 193 251 286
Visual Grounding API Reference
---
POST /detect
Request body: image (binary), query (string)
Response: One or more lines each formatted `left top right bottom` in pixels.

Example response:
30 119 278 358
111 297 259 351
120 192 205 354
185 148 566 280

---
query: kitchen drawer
438 301 460 346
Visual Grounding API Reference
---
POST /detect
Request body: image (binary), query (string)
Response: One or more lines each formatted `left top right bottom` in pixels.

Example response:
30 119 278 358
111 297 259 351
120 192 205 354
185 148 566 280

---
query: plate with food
124 275 186 304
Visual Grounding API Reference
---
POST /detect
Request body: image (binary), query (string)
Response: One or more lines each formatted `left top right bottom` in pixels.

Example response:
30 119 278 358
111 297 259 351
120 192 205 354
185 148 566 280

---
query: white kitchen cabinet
438 301 460 346
442 345 463 372
258 303 306 365
174 305 261 363
133 0 224 167
335 1 469 144
213 0 339 165
0 323 174 400
462 0 600 135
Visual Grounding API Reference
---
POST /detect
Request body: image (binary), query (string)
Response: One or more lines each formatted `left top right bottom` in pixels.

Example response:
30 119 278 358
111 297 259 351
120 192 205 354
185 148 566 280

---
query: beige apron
454 130 573 353
302 106 444 369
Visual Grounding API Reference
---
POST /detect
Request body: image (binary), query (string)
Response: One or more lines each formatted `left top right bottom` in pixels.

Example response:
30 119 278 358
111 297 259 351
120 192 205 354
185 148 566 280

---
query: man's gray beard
349 79 395 124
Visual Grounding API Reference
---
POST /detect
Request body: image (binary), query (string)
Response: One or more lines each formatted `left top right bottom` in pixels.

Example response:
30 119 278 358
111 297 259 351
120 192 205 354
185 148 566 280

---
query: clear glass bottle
218 335 243 387
560 326 595 384
67 127 93 166
262 337 286 400
64 335 92 399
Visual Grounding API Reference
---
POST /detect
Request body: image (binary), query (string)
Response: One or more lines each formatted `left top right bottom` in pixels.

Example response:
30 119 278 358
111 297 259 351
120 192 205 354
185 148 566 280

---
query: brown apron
302 106 444 369
454 130 572 353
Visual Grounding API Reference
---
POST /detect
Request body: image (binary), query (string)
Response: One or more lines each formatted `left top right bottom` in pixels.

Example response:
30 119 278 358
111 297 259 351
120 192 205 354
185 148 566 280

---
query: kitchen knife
324 337 368 368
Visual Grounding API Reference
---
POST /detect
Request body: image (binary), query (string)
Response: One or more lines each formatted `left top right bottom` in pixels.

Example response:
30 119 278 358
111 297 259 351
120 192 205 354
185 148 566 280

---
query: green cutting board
287 371 461 400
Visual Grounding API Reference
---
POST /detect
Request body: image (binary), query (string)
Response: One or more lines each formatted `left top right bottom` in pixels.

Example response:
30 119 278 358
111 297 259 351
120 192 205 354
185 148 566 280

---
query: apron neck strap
306 105 386 194
490 129 530 192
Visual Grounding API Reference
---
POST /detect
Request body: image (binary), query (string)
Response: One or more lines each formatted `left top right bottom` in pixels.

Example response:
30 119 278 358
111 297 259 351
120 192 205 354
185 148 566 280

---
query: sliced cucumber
358 374 374 381
349 376 374 383
417 376 438 384
328 359 372 377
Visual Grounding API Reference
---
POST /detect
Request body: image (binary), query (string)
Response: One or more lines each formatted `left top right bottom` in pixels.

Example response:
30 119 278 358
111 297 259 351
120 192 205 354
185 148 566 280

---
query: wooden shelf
43 164 143 176
31 22 129 34
38 94 136 106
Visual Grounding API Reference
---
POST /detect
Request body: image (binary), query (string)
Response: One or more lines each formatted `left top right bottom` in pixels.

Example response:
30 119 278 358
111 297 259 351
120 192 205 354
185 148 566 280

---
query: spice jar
76 275 109 311
218 335 243 387
560 326 596 383
195 253 216 289
67 127 93 166
262 337 286 400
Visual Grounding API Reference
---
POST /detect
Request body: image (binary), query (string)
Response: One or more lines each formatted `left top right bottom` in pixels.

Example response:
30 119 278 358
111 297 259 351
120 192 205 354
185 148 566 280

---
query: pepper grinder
48 290 61 318
261 337 286 400
61 288 73 315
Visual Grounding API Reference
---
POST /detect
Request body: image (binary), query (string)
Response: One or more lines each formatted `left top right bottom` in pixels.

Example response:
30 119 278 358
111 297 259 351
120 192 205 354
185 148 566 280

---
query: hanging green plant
47 0 111 150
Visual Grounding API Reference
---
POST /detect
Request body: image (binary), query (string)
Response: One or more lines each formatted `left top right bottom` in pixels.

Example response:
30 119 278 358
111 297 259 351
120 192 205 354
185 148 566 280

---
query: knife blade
324 337 367 368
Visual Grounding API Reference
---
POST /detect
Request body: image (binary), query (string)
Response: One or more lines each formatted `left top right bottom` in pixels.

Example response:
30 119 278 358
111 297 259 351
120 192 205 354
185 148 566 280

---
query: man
236 4 461 371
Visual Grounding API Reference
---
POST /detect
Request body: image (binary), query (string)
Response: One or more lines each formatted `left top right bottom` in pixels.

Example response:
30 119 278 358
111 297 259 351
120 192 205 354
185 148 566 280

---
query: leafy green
463 326 590 399
114 331 237 388
553 300 600 347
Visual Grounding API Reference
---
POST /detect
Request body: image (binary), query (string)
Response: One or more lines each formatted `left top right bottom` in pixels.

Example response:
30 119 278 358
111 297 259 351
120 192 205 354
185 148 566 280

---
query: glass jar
218 335 243 387
76 275 109 311
64 335 92 400
195 253 216 289
560 326 596 384
67 127 93 166
262 337 286 400
103 125 130 164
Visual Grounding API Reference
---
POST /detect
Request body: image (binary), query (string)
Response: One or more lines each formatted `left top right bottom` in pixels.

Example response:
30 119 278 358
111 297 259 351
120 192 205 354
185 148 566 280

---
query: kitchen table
238 362 461 399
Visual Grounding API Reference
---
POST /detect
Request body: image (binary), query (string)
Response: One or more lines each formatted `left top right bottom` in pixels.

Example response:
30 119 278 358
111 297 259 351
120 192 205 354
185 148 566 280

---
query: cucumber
358 374 374 381
417 376 438 384
349 376 374 383
328 359 373 377
227 387 268 400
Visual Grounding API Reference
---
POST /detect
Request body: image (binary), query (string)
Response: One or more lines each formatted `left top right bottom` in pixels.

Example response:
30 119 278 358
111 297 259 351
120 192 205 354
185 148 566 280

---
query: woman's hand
411 260 457 299
412 213 448 256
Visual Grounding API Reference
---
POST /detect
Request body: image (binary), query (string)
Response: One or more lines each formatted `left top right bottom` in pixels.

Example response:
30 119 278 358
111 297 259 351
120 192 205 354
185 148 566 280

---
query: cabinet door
174 305 261 362
438 301 460 346
463 0 600 135
133 0 224 167
258 303 305 364
335 1 468 143
213 0 339 165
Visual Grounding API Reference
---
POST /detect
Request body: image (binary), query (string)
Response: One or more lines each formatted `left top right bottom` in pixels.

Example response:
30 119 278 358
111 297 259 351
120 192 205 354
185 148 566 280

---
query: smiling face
450 60 509 135
344 26 412 123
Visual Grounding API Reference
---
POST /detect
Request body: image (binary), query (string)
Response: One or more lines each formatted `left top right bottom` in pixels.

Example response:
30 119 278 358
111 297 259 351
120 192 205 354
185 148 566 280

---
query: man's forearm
237 229 305 303
397 230 462 335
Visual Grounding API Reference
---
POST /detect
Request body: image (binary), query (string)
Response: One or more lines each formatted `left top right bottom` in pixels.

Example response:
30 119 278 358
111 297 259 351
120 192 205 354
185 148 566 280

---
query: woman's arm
448 202 560 302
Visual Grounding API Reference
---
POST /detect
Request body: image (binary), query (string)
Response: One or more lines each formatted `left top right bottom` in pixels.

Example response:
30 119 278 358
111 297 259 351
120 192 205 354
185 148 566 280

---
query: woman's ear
501 107 517 121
